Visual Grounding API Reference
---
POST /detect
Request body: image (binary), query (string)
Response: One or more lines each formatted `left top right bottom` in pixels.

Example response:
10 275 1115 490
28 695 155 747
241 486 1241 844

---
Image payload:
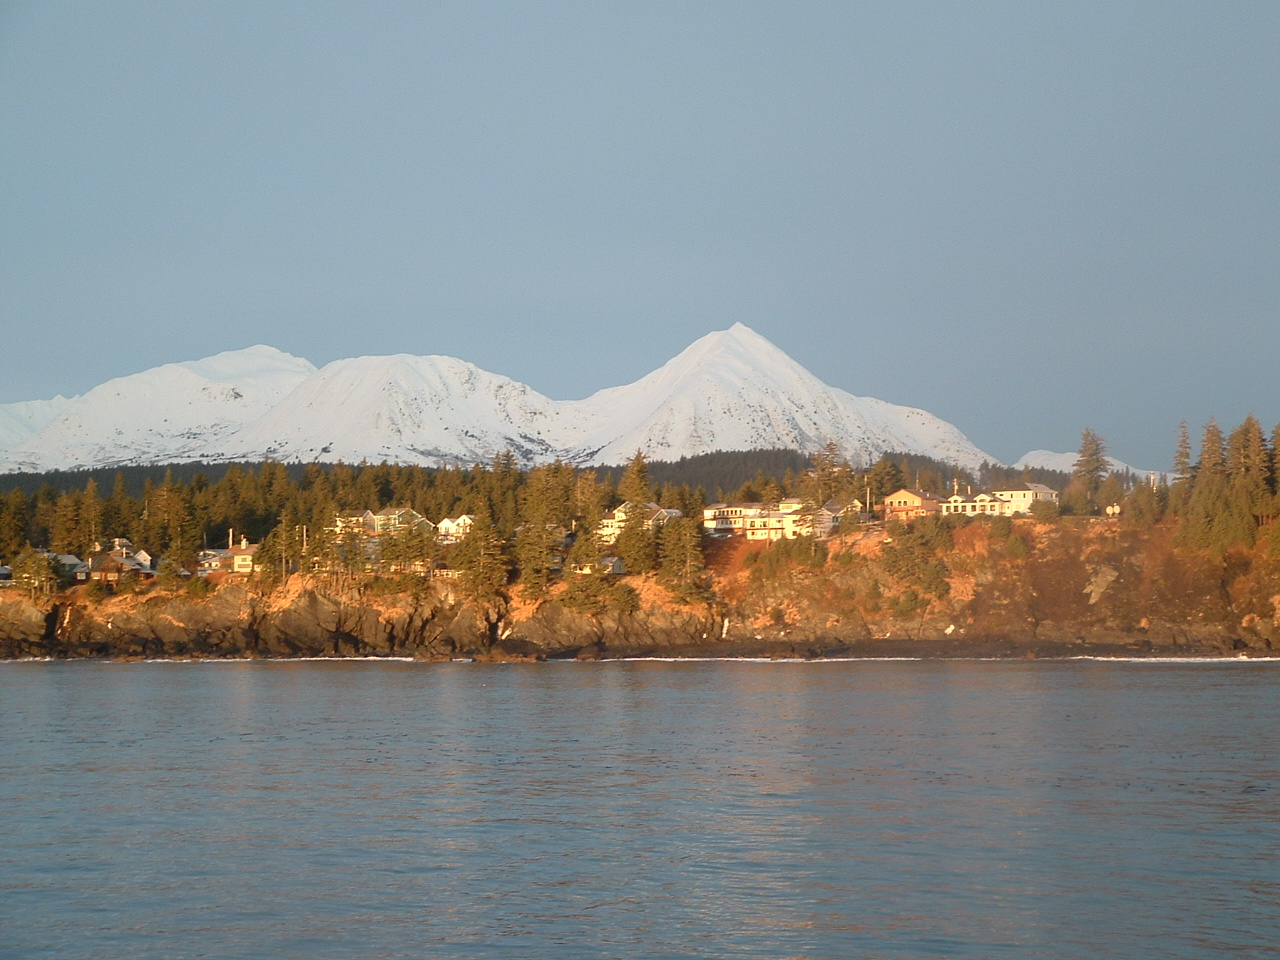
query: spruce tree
1198 420 1225 481
658 516 708 600
456 509 510 641
1172 421 1193 482
0 489 30 563
618 451 653 507
1071 429 1109 501
1226 415 1271 515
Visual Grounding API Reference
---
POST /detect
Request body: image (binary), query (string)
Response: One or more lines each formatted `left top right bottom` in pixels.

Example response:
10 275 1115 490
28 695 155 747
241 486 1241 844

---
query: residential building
883 489 943 521
89 553 154 583
702 502 767 537
940 483 1060 518
992 482 1059 512
224 536 259 574
437 515 475 544
571 556 624 576
597 502 683 545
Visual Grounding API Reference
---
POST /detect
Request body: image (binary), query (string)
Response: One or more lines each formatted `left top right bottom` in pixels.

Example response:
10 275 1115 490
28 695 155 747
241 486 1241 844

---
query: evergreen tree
614 507 658 574
1198 420 1225 481
1225 415 1271 515
865 456 907 501
78 479 103 557
0 489 30 563
455 509 510 641
50 491 80 555
1168 421 1194 515
515 463 571 600
1172 421 1193 483
618 451 653 506
11 548 58 596
1071 429 1109 501
658 516 708 600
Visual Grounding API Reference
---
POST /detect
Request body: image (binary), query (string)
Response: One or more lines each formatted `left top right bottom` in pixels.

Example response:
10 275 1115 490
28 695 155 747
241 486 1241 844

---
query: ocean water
1 659 1277 959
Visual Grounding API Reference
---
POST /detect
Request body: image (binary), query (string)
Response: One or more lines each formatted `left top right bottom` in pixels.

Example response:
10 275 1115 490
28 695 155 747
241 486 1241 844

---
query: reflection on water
2 660 1278 959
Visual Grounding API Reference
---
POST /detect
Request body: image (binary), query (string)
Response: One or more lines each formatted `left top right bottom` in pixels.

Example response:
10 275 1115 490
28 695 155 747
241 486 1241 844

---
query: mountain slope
202 354 576 467
0 346 316 472
562 324 994 470
1012 449 1156 478
0 396 73 451
0 327 1000 473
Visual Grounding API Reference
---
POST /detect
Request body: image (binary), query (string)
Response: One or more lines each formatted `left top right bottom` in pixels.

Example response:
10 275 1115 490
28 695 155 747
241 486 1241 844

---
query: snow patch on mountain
0 346 315 472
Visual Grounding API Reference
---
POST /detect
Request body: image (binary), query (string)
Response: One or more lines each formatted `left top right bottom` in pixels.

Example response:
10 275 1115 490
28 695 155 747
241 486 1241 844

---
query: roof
993 481 1058 494
887 488 941 501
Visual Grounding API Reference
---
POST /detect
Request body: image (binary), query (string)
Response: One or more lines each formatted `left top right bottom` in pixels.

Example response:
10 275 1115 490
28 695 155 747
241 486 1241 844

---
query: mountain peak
0 328 999 473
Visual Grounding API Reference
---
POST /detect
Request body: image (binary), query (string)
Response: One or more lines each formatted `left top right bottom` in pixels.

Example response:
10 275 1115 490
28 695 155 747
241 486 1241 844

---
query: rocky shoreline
0 578 1266 664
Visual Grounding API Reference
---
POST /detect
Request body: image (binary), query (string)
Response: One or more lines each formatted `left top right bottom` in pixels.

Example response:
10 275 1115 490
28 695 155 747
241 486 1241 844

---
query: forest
1 414 1277 606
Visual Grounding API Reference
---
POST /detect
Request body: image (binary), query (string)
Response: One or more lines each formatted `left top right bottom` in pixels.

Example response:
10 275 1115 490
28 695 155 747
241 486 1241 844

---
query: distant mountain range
1 324 1023 474
1011 450 1156 479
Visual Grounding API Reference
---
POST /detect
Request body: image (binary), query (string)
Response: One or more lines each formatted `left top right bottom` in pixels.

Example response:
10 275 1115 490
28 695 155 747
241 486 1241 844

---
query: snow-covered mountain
562 324 993 470
0 346 315 472
1012 449 1157 479
0 396 73 451
203 354 577 467
0 326 999 472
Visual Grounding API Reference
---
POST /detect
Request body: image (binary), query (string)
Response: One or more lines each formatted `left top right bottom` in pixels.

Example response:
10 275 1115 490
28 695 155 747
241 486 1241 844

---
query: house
702 503 767 536
437 514 475 544
597 502 683 545
571 556 624 576
941 492 1004 517
331 510 377 537
883 489 943 521
992 482 1059 513
330 507 434 538
38 551 90 583
223 537 259 574
940 483 1060 518
370 507 433 535
89 552 154 584
196 549 228 577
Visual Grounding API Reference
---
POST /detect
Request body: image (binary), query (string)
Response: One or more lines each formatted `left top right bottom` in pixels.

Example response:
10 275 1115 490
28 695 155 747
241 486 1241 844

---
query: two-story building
940 483 1060 518
437 514 475 543
883 489 943 521
597 502 683 545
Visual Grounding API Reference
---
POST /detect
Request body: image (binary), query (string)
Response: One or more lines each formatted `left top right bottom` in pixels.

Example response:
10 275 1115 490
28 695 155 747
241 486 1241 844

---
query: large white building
939 482 1059 518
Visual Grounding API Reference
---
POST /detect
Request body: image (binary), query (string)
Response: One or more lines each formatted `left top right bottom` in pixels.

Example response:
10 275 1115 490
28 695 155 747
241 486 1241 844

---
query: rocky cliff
3 519 1276 660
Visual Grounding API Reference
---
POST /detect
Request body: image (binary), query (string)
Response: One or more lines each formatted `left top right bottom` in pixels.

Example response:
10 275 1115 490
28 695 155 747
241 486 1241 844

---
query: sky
1 2 1277 469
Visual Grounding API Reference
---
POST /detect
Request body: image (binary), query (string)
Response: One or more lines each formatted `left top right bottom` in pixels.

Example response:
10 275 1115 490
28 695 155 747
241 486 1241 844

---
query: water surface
2 660 1277 959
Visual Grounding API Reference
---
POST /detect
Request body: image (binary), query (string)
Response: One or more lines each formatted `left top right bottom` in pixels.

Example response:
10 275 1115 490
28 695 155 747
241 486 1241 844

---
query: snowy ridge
0 346 315 472
204 354 576 467
0 327 999 472
562 325 992 469
1012 449 1157 478
0 396 73 450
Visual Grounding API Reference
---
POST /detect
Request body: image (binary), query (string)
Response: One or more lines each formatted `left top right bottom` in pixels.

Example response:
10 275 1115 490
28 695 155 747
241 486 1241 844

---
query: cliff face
2 520 1276 660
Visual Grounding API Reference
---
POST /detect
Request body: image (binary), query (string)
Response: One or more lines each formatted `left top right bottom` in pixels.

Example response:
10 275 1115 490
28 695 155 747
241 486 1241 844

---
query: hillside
2 517 1273 660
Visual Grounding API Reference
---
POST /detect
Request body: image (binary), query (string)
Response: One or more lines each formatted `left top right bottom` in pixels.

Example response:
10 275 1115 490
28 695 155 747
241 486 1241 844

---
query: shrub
558 575 639 616
1029 500 1060 522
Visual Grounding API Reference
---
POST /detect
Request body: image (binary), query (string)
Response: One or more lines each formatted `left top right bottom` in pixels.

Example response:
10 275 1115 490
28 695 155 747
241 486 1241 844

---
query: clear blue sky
2 1 1277 468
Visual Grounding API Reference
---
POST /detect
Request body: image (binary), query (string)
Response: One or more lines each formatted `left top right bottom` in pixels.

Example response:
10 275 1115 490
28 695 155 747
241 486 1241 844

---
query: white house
940 483 1060 518
597 502 682 545
437 515 476 544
